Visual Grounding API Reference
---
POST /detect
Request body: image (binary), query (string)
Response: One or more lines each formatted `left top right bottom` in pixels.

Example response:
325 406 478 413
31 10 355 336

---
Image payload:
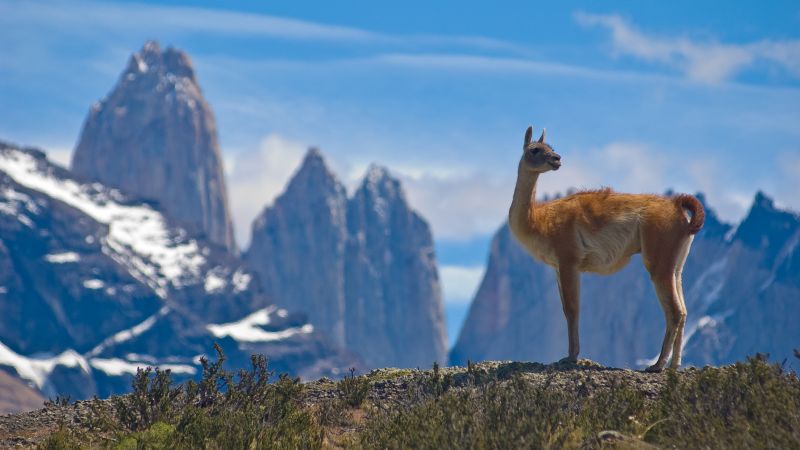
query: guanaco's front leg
556 265 581 362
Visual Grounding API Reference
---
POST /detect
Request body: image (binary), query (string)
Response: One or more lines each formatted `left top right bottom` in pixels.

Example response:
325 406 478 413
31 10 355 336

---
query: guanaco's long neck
508 162 539 235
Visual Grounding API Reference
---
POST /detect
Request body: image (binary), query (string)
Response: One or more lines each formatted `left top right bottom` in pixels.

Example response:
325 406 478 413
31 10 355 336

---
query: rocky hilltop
246 151 447 369
0 141 357 400
1 356 797 448
451 192 800 368
71 41 236 252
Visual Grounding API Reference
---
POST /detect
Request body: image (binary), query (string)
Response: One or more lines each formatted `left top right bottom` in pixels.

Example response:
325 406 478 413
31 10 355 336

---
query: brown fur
509 126 704 372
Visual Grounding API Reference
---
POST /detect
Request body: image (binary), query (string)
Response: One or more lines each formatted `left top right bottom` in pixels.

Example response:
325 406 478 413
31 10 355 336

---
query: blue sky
2 0 799 344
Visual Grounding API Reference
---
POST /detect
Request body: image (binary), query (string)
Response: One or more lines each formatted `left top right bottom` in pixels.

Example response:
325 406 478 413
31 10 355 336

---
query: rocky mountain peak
286 148 344 196
694 192 731 240
245 147 349 348
733 191 798 262
71 41 236 252
360 165 401 197
124 41 196 81
246 149 447 368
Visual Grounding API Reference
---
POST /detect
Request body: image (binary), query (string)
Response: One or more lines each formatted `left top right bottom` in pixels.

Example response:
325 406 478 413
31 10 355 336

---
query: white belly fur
515 214 642 274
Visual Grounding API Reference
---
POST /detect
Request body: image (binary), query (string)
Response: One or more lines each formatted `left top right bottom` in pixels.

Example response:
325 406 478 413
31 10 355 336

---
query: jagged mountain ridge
246 150 448 369
451 192 800 368
71 41 236 252
0 141 357 400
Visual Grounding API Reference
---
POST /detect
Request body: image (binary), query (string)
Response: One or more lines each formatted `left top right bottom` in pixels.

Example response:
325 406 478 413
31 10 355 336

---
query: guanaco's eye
529 147 539 154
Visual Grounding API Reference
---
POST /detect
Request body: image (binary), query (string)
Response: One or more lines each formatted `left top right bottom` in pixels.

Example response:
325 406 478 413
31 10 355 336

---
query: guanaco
509 126 704 372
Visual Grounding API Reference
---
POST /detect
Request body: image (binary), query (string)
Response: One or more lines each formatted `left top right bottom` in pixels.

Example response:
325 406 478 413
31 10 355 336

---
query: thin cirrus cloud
574 11 800 84
0 0 529 55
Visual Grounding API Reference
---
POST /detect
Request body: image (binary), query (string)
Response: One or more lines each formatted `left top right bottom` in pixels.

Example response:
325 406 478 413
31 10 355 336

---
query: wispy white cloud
0 0 376 42
0 0 529 55
227 134 308 247
575 11 800 84
440 265 485 304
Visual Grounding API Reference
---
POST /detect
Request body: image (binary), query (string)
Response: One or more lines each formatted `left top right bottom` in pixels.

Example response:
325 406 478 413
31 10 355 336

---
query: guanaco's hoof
644 364 664 373
557 356 578 364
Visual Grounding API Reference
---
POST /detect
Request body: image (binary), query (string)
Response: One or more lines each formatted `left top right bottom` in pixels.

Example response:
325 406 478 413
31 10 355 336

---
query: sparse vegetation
30 351 800 449
338 367 370 408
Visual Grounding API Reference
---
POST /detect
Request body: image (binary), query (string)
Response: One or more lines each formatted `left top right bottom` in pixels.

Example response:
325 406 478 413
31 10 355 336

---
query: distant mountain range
451 192 800 368
245 151 447 369
0 141 358 401
0 41 445 408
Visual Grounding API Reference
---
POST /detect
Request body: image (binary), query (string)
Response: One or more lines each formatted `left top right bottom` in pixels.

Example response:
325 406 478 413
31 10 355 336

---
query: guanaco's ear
538 128 546 143
524 126 533 148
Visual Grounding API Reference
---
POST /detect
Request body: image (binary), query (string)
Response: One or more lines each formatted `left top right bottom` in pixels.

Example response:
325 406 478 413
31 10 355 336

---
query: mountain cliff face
0 142 357 400
245 149 349 348
70 41 236 252
246 152 447 369
345 166 447 368
451 192 799 368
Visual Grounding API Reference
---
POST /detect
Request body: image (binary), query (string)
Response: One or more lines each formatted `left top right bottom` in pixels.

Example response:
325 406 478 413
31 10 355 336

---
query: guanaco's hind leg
556 265 581 362
669 236 693 369
641 221 686 372
646 270 683 372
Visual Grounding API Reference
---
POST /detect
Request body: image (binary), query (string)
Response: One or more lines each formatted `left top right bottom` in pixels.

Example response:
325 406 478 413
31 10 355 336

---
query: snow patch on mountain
89 357 196 376
0 148 205 299
45 252 80 263
207 306 314 342
83 279 105 289
0 340 90 389
87 306 170 357
204 270 227 293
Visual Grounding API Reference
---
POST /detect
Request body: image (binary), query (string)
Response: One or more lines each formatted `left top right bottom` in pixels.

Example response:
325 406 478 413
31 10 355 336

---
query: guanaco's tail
673 194 705 234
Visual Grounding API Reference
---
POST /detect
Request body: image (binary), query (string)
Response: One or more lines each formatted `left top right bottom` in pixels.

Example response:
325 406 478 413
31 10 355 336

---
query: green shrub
338 367 370 408
36 425 83 450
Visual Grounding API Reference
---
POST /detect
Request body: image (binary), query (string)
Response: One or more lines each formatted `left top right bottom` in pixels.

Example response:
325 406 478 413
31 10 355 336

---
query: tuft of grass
338 367 370 408
36 425 83 450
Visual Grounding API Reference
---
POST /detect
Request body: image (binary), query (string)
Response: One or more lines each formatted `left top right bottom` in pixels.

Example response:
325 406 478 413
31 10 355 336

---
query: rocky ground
0 360 677 448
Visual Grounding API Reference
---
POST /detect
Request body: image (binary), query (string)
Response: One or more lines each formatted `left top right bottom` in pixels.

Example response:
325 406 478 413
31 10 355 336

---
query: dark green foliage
338 367 370 408
54 345 322 449
37 425 83 450
112 367 181 431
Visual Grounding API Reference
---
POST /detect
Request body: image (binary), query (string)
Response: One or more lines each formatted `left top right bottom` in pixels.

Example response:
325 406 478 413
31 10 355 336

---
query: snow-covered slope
0 141 357 399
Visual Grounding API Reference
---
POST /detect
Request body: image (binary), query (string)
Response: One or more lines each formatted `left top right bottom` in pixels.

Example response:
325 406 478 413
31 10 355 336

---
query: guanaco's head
521 126 561 173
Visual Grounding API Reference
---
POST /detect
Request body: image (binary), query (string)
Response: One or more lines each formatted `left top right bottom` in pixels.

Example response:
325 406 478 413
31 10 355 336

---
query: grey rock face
246 152 447 369
0 141 357 400
345 166 447 368
245 149 349 347
451 192 799 368
71 41 235 252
